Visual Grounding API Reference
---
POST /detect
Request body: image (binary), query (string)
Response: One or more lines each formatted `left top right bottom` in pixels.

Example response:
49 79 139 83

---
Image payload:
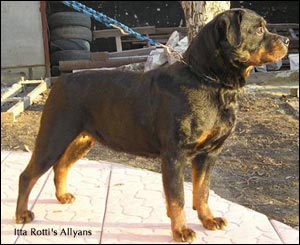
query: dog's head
218 8 289 72
183 8 289 85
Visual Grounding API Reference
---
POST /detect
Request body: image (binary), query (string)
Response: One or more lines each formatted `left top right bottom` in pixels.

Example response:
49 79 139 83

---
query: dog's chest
181 89 238 154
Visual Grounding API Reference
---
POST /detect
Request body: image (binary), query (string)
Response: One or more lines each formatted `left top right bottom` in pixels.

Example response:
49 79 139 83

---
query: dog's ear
219 10 244 47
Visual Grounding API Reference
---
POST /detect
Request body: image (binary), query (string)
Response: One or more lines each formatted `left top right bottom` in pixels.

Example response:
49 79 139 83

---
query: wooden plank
1 83 23 104
288 28 298 39
155 27 187 34
129 39 168 44
267 23 299 29
1 64 46 70
3 97 23 102
123 34 171 42
4 96 30 122
269 27 278 33
109 56 149 60
115 36 123 52
45 77 52 87
90 52 110 61
20 80 45 84
1 79 45 105
26 80 49 102
59 57 148 72
133 26 156 34
109 47 155 58
149 34 172 39
93 26 156 39
1 79 50 122
94 29 122 39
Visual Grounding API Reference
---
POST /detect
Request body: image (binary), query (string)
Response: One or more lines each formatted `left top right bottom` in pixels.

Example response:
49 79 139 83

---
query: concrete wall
1 1 46 80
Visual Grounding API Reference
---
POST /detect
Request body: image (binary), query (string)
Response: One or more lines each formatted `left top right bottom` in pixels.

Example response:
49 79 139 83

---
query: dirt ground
1 78 299 228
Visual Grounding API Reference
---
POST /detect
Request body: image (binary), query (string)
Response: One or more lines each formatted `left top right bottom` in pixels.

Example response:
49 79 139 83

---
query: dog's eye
256 27 265 35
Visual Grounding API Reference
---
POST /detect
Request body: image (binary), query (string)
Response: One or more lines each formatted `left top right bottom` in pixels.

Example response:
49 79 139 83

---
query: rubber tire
51 50 91 65
50 26 92 42
48 12 91 29
50 39 90 52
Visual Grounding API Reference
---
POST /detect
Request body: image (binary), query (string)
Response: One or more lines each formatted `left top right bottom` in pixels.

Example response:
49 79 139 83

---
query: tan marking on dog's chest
195 127 223 149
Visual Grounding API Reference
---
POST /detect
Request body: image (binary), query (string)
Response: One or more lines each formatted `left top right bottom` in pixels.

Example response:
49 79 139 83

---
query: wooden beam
1 83 23 104
115 36 123 52
155 27 187 34
267 23 299 29
59 56 148 72
1 79 51 105
90 52 110 61
109 47 155 58
93 26 156 39
20 80 47 84
1 64 45 70
288 28 298 39
3 97 23 102
1 79 50 123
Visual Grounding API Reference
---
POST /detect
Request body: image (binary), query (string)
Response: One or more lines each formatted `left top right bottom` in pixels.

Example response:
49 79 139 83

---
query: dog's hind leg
16 150 49 224
53 131 95 204
192 153 228 230
16 127 82 224
16 85 85 223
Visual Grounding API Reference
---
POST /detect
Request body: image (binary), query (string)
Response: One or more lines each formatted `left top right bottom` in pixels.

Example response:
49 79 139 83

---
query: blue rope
62 1 160 46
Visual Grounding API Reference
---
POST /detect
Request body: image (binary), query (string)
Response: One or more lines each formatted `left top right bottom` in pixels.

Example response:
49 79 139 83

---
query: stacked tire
48 12 92 76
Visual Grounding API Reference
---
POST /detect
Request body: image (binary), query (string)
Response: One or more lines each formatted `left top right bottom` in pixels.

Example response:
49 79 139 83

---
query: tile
270 219 299 244
1 151 51 244
101 165 284 244
2 151 298 244
100 166 174 244
1 151 111 244
16 159 111 244
1 150 11 163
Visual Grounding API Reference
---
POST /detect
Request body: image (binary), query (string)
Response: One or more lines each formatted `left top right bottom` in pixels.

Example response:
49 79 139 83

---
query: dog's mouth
234 35 289 78
268 37 289 61
243 38 289 67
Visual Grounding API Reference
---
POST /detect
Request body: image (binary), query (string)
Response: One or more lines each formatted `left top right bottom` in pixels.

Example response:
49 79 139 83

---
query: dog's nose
281 36 289 46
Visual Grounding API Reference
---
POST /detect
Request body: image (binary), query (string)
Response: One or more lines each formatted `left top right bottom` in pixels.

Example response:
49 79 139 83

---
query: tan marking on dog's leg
167 202 196 243
53 131 95 204
192 162 227 230
165 199 171 218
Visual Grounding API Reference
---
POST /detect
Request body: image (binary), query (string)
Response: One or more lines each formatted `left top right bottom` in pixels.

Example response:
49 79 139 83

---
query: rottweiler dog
16 8 289 242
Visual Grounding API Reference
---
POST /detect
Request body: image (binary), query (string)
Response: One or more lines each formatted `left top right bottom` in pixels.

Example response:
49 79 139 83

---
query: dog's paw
16 210 34 224
173 228 196 243
57 193 75 204
202 217 227 230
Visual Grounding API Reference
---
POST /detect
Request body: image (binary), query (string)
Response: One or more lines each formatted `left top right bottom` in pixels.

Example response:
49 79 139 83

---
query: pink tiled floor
1 151 299 244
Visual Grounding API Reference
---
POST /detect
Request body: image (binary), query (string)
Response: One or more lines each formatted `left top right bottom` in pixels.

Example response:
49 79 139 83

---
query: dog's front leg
192 153 227 230
162 153 196 243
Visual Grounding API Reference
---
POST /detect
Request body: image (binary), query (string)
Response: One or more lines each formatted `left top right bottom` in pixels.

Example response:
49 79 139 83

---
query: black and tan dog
16 8 288 242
